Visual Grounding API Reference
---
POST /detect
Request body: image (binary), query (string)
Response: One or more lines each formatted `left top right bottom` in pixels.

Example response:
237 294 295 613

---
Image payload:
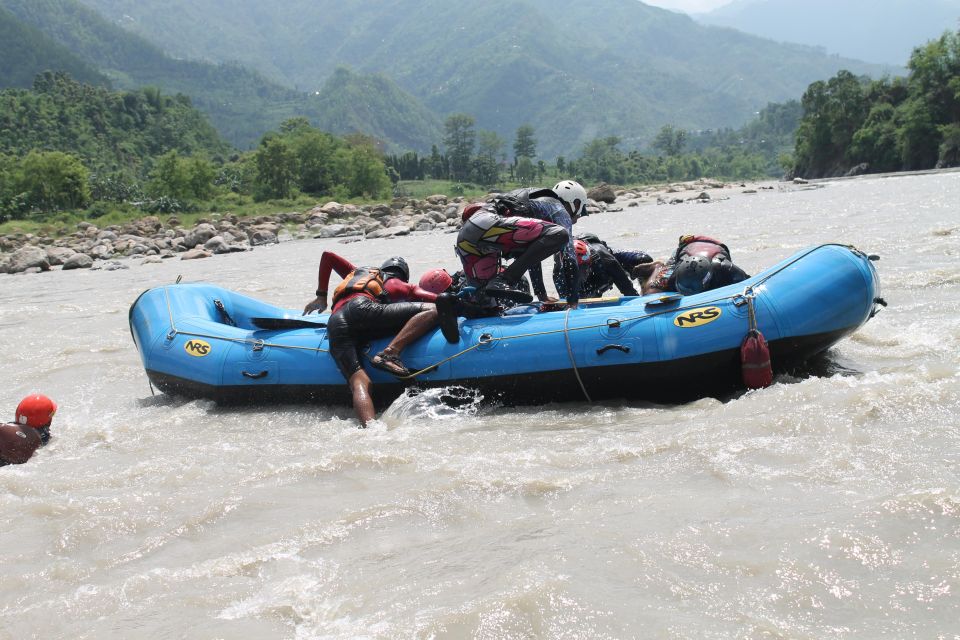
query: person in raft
418 267 534 319
553 234 649 300
455 180 588 308
0 394 56 467
636 234 750 295
303 252 444 426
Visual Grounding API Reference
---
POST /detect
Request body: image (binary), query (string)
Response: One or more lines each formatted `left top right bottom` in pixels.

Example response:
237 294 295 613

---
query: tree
652 125 687 157
516 156 536 184
473 130 504 185
254 136 297 200
513 125 537 163
19 151 90 212
345 140 391 198
148 151 214 201
443 114 475 181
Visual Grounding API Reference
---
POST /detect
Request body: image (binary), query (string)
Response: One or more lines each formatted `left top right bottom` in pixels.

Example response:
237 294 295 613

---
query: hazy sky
643 0 733 13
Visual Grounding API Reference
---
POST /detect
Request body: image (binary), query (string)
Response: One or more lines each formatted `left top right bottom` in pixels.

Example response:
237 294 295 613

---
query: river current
1 172 959 639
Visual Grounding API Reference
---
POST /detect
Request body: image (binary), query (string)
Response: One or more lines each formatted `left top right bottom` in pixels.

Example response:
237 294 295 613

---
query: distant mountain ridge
0 0 442 151
71 0 895 156
0 6 107 89
696 0 960 66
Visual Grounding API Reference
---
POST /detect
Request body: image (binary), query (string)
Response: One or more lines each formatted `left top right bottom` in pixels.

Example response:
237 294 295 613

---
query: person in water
455 180 587 308
0 394 56 467
638 234 750 295
303 252 441 426
553 234 650 300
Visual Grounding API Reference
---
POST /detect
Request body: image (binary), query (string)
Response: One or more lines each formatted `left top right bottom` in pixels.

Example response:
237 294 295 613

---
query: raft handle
252 339 265 352
597 344 631 355
606 318 622 329
478 333 494 345
241 370 269 379
868 254 880 261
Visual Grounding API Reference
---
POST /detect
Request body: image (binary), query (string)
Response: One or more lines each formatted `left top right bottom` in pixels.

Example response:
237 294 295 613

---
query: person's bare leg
382 307 438 357
348 369 376 427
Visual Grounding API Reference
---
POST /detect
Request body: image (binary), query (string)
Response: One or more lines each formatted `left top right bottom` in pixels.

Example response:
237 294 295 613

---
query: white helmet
552 180 588 219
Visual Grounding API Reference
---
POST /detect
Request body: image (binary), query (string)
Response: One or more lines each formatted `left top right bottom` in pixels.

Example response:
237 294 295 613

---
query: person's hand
303 297 327 315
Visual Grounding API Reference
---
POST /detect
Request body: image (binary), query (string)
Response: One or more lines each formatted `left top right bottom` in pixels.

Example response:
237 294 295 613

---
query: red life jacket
332 267 387 307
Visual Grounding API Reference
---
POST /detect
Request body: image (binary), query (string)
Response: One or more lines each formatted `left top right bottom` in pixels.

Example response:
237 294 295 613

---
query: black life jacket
332 267 387 305
491 187 558 218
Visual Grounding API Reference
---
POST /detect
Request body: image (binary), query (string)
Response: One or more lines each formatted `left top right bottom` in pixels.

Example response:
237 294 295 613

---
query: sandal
370 351 410 377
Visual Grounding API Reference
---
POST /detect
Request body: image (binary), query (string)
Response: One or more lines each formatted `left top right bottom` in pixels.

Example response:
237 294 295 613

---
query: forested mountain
312 68 442 153
72 0 893 156
0 6 107 89
0 0 440 151
697 0 960 66
0 72 230 173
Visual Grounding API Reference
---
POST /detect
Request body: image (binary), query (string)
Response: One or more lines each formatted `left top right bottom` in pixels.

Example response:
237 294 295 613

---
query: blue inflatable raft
128 244 883 406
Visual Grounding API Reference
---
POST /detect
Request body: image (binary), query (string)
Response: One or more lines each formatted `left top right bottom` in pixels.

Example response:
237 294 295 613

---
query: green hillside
0 0 440 151
0 71 230 173
74 0 896 156
312 68 442 153
0 6 107 89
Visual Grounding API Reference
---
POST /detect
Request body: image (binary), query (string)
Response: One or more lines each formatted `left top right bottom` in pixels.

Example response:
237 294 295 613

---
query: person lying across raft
303 252 441 426
636 234 750 295
1 394 55 468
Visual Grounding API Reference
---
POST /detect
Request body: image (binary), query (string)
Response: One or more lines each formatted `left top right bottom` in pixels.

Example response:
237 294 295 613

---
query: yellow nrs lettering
184 339 212 357
674 306 722 328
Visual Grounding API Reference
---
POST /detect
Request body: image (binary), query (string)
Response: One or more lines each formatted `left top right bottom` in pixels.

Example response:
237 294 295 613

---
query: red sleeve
384 279 437 303
316 251 356 294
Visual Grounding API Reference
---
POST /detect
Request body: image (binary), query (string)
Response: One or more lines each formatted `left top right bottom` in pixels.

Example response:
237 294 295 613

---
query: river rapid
1 172 959 639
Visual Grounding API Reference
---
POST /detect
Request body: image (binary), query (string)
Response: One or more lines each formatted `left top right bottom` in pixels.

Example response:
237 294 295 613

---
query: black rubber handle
241 370 269 379
596 344 631 355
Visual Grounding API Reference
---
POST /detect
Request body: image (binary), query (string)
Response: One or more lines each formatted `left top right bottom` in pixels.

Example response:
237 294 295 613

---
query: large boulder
180 248 213 260
62 253 94 270
7 246 50 273
587 183 617 203
204 236 232 254
46 246 77 266
182 223 218 249
366 225 411 239
249 229 279 246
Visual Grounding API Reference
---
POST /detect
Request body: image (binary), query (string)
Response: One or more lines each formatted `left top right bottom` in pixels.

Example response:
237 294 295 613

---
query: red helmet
15 394 57 428
419 268 453 294
461 203 483 223
574 239 592 266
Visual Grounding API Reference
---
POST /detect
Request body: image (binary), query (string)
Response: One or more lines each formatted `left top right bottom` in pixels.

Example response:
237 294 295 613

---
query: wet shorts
327 297 431 379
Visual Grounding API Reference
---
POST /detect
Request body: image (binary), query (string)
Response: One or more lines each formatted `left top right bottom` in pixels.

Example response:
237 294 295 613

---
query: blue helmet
674 255 714 295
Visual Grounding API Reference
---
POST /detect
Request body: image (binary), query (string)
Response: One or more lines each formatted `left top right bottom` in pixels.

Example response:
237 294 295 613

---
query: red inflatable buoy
741 330 773 389
741 291 773 389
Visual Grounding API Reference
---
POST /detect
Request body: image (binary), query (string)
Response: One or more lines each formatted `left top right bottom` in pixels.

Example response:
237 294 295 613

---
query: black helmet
674 255 714 295
380 256 409 282
577 232 602 245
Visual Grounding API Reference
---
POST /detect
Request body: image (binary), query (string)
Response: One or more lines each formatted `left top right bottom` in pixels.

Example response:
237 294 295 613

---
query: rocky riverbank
0 179 774 275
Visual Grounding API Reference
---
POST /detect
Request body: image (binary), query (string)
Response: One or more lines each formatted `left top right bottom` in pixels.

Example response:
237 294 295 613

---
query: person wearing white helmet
1 394 56 467
455 180 588 308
